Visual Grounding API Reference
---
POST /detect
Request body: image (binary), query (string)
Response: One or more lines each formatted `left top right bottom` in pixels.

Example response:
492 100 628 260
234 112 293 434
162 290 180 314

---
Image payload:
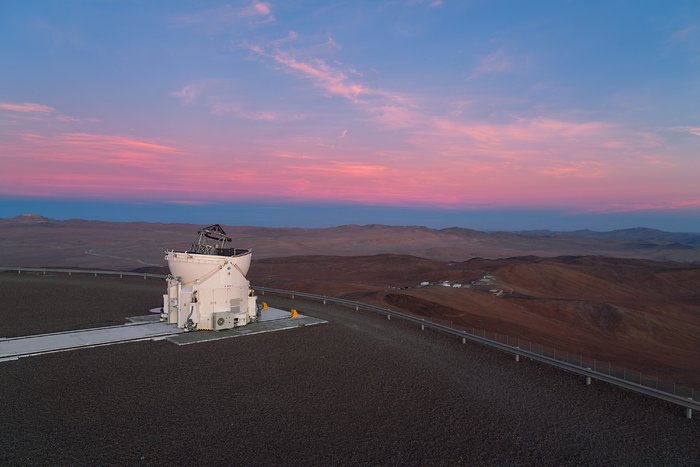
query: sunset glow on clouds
1 1 699 228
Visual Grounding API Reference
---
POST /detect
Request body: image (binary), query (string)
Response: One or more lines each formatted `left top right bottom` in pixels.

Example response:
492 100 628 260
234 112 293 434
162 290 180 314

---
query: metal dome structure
161 224 258 331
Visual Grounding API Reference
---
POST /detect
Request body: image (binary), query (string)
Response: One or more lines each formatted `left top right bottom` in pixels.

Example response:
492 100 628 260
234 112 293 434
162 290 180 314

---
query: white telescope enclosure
162 224 258 331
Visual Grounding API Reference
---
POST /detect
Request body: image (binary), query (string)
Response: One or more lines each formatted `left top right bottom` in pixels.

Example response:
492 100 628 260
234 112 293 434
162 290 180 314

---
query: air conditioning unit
212 312 235 331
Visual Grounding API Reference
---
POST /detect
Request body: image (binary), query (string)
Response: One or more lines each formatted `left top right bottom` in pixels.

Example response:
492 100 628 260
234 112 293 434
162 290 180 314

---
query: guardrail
253 286 698 419
0 267 166 280
1 267 696 418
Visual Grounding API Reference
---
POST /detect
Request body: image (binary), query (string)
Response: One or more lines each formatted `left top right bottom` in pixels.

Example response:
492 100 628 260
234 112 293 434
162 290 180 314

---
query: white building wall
163 251 257 331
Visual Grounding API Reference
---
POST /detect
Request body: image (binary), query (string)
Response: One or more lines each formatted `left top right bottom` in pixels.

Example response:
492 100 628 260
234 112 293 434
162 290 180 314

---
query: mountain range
1 214 699 269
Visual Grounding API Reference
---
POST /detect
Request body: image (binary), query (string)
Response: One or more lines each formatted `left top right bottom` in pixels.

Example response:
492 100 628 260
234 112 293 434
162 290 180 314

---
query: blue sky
1 1 699 230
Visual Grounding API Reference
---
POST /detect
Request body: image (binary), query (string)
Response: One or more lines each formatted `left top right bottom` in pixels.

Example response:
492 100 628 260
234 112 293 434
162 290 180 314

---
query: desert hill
2 215 699 269
249 253 700 387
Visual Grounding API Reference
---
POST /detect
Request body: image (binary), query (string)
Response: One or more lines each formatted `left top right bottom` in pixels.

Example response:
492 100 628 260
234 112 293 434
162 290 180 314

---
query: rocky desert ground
1 274 698 465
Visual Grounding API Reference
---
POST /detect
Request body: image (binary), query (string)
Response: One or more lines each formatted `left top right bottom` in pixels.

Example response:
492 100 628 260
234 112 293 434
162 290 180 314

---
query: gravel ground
0 275 698 465
0 272 164 337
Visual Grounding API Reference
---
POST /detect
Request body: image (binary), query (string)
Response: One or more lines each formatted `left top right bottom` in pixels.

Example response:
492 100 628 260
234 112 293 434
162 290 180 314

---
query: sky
1 1 699 231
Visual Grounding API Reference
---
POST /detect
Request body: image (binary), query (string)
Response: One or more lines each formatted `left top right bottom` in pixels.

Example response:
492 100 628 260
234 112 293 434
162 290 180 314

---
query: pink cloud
269 51 365 101
1 125 692 210
0 102 55 113
59 133 179 154
252 38 421 132
244 2 271 17
639 154 675 169
272 153 323 160
271 30 299 47
537 161 606 178
5 96 679 212
0 130 195 198
269 153 390 182
427 117 608 152
50 133 182 172
209 101 306 122
0 127 290 202
171 84 204 104
0 102 100 125
178 2 273 28
251 37 409 106
603 140 626 149
242 106 683 209
102 150 168 169
666 199 700 208
20 132 46 141
170 79 221 104
372 105 421 129
683 127 700 137
288 161 387 177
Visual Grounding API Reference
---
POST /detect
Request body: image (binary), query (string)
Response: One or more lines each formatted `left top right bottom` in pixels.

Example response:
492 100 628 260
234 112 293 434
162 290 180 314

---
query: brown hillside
250 254 700 387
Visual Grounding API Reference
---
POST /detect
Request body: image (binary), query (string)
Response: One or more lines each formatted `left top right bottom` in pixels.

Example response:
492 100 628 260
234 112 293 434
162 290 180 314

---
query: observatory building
162 224 258 331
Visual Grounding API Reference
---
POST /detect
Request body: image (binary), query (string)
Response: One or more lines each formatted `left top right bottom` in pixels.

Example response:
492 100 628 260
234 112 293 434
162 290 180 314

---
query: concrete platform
1 307 326 361
166 314 327 346
127 314 162 323
259 307 293 321
0 322 184 362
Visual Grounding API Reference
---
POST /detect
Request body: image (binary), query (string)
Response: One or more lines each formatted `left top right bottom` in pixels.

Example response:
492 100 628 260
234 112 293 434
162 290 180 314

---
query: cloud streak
170 79 225 104
267 50 366 101
250 37 421 132
208 100 306 122
286 161 387 177
59 133 180 154
675 126 700 137
0 102 55 113
177 1 274 29
0 102 100 126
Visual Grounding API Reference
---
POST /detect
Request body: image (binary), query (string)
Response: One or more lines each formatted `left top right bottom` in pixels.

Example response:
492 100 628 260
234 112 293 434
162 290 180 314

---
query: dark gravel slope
0 273 164 337
0 279 698 465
